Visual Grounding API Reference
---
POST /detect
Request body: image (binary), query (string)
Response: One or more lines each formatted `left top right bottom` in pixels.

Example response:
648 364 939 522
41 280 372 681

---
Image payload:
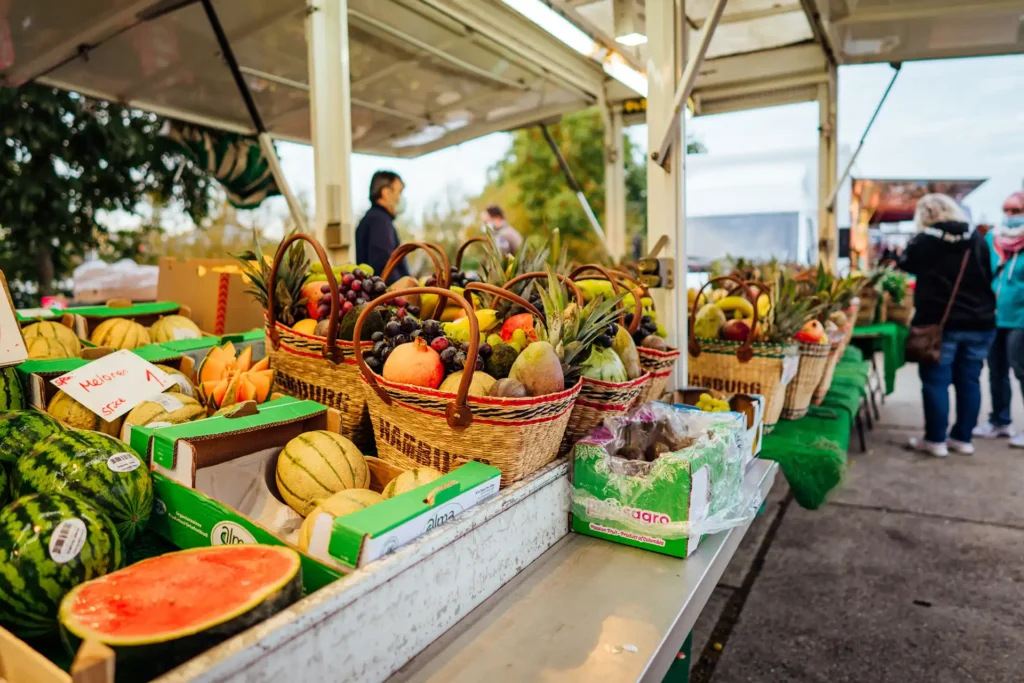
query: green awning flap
165 122 280 209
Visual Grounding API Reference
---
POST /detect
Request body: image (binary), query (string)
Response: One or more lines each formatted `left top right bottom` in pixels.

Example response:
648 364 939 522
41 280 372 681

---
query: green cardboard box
130 397 501 573
159 328 265 366
66 300 183 339
570 404 750 558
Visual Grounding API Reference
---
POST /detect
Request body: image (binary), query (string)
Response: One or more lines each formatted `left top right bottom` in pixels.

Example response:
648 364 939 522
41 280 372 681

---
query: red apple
721 319 751 342
301 281 326 320
500 313 538 343
794 319 825 344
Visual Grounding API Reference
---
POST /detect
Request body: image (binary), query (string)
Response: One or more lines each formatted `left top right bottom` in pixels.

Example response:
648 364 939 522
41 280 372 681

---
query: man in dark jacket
355 170 409 285
898 193 996 457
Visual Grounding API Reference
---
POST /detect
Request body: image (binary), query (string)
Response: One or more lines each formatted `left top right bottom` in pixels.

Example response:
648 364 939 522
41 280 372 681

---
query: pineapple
480 229 568 321
761 275 827 344
233 228 310 327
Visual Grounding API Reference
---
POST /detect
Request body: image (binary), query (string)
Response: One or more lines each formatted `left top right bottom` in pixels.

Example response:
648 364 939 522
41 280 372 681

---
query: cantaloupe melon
90 318 150 350
382 467 444 499
196 343 273 409
121 392 205 440
275 431 369 516
47 391 124 436
155 364 196 398
149 315 202 343
22 321 81 356
26 336 77 360
297 488 383 552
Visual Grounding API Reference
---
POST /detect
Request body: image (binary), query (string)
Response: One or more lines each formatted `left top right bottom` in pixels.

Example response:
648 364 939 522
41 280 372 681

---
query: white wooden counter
390 460 778 683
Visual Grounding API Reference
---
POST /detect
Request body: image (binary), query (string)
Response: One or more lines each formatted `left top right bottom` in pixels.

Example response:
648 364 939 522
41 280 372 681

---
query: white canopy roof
0 0 635 157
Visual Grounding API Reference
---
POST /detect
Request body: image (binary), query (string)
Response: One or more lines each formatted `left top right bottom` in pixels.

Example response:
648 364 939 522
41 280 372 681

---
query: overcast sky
263 54 1024 235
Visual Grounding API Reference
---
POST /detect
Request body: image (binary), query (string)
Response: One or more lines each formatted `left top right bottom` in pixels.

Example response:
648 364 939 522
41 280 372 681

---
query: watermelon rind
0 367 26 411
0 410 65 464
59 545 302 682
15 430 154 545
0 493 124 637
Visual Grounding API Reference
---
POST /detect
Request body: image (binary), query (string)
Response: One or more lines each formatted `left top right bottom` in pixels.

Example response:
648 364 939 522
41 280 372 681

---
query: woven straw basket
811 334 846 406
782 339 832 420
354 286 580 487
887 291 914 326
560 265 652 453
687 276 798 434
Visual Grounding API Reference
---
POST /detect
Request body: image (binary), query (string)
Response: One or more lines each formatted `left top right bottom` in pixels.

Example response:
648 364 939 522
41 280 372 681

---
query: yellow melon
275 430 369 516
154 364 197 398
149 315 202 343
22 321 81 356
382 467 444 500
90 318 150 350
47 391 123 436
121 392 205 440
26 336 76 360
297 488 383 552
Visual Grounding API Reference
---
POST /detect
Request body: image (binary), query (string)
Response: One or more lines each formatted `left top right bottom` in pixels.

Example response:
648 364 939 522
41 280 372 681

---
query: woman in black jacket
898 194 996 457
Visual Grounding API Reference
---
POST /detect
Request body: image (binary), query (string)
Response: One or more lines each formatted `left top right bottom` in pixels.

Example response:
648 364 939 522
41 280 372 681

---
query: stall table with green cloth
851 322 908 395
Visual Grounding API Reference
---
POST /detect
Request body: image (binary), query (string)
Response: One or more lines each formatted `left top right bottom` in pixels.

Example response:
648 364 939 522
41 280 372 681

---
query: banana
441 309 499 341
757 293 771 318
716 296 754 318
310 262 325 274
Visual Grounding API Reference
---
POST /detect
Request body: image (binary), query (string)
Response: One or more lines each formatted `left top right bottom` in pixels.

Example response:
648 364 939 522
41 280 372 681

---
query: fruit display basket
611 268 681 405
811 331 848 406
886 290 914 327
687 276 798 433
354 287 581 487
781 339 832 420
560 265 652 454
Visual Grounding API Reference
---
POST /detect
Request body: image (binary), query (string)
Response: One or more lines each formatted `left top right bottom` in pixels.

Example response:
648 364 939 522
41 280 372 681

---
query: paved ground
689 359 1024 683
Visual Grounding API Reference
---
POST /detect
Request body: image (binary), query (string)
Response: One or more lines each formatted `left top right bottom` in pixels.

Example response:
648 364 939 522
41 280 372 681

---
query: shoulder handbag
905 250 971 365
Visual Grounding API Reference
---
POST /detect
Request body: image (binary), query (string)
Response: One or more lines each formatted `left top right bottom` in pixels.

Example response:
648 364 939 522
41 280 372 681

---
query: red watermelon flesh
59 545 302 681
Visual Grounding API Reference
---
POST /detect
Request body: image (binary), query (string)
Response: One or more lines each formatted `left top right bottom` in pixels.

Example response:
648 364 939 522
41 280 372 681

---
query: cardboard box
571 405 747 558
65 300 183 340
159 328 266 366
673 388 765 467
157 257 266 335
130 397 501 574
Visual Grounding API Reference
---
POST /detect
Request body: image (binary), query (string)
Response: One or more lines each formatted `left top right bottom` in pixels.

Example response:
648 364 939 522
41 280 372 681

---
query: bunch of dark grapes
594 323 617 349
315 268 390 320
625 313 659 346
424 266 481 289
363 314 440 375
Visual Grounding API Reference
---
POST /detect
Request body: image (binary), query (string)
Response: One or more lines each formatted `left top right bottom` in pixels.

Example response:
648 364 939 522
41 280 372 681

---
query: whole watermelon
0 410 65 464
15 430 153 544
0 367 25 411
0 493 124 636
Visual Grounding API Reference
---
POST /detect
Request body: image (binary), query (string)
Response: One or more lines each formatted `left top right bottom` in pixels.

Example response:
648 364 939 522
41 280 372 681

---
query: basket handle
688 275 758 363
504 271 584 307
455 237 489 270
381 242 449 318
463 282 543 320
569 263 644 334
354 287 479 430
266 233 343 363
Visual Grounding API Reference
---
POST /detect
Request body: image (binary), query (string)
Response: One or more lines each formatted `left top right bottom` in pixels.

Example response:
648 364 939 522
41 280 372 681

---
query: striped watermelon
15 430 154 545
0 493 124 637
0 410 65 464
0 367 25 411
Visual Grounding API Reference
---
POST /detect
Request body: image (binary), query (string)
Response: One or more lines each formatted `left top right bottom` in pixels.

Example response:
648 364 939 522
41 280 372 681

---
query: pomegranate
382 337 444 388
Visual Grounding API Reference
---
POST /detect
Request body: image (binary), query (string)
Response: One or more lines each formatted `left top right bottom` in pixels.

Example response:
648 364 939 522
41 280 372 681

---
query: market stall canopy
557 0 1024 118
850 177 987 225
0 0 635 157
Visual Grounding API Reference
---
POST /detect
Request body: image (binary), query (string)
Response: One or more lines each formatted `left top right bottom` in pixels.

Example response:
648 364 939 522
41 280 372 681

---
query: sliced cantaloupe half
196 343 273 409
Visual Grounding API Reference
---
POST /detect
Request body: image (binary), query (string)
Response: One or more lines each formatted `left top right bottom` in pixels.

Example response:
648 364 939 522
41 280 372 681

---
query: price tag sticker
51 350 173 421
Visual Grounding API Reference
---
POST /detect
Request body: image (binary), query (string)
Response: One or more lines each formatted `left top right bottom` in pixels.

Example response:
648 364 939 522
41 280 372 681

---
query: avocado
338 304 384 341
484 343 519 380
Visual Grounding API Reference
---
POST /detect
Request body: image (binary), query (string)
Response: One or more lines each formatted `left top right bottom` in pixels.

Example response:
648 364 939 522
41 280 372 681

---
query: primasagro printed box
571 402 755 558
130 397 501 576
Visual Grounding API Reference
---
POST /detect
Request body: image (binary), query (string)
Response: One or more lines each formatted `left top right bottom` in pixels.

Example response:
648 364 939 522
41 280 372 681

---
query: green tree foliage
0 84 216 301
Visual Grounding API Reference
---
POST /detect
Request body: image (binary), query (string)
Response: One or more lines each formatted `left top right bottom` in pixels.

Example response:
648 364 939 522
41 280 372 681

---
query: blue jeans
987 328 1024 427
918 329 996 443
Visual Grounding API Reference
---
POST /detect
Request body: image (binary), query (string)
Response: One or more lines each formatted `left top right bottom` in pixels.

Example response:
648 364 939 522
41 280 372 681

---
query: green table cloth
851 322 908 395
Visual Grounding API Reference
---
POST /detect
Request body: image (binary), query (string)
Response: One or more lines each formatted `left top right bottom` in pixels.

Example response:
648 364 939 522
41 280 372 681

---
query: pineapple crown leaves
763 274 828 343
232 227 309 326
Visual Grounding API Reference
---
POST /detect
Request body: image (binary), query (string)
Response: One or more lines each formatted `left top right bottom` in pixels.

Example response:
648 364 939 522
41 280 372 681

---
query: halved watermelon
195 343 273 409
59 545 302 681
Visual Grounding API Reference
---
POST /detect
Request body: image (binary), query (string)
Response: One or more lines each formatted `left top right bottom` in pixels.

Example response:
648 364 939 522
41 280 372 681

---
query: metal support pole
646 0 687 388
200 0 308 233
602 91 627 260
653 0 727 169
817 63 837 269
306 0 355 260
539 124 607 244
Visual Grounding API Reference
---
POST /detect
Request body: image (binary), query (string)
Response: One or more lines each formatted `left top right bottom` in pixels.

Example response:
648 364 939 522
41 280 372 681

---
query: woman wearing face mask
975 191 1024 446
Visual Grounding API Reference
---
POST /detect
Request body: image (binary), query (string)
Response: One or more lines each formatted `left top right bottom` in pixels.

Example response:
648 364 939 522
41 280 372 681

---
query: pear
611 324 643 379
508 341 564 397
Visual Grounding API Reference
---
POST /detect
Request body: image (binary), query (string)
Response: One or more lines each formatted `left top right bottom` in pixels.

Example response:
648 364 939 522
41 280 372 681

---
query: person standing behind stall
975 191 1024 446
484 205 523 257
356 171 409 285
898 194 996 458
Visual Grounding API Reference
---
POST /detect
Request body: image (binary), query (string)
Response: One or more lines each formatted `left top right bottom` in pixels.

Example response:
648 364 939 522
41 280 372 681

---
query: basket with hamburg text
354 286 581 487
559 265 651 454
612 268 681 404
687 276 799 434
265 235 449 450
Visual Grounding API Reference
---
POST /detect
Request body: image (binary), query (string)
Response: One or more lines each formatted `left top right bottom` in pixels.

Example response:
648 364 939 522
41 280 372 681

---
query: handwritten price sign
51 351 173 421
0 271 28 366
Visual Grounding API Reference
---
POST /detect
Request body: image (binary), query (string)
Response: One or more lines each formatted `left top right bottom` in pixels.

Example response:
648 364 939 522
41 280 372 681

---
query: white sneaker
947 438 975 455
973 423 1013 439
908 437 949 458
1010 433 1024 449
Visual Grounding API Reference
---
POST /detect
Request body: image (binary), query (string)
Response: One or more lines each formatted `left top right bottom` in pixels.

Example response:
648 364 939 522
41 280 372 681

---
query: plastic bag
571 402 761 540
